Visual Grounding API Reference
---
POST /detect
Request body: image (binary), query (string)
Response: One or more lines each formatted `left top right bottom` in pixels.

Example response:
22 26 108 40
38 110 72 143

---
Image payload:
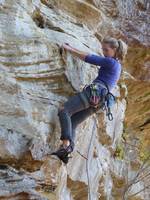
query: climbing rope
76 116 97 200
86 116 97 200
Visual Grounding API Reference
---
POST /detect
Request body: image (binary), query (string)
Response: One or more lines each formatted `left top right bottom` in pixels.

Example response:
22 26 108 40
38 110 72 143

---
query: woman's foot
51 142 74 164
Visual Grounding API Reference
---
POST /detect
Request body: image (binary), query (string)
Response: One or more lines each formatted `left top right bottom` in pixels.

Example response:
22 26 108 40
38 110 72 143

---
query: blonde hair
102 37 128 62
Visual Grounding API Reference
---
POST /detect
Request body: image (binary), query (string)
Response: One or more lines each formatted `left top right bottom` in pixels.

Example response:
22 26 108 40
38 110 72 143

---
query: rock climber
50 37 128 164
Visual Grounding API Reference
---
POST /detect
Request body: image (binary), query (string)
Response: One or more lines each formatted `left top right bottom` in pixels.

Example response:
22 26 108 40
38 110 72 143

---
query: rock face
0 0 149 200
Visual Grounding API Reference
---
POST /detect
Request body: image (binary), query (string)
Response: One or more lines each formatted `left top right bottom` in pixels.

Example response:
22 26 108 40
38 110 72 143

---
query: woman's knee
58 104 70 117
58 104 65 112
58 99 76 117
58 105 65 116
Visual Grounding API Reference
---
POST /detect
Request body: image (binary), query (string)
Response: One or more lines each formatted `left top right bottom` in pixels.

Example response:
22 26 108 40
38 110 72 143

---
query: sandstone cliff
0 0 149 200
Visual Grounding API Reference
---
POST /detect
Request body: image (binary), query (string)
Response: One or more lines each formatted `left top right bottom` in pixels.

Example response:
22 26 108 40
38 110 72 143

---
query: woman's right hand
60 43 88 61
61 43 73 52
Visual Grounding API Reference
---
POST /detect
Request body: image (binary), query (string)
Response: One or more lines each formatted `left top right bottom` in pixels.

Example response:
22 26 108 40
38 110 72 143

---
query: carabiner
107 112 113 121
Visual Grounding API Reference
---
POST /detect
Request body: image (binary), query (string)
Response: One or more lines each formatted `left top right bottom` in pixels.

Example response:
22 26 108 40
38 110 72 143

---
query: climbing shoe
50 143 74 164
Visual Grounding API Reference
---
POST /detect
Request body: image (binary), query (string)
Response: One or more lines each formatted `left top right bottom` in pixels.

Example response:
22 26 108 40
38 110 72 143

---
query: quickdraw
102 93 115 121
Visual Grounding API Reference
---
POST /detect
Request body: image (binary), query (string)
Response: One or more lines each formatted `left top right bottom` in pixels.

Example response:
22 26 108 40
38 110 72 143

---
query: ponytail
102 37 128 62
116 39 128 62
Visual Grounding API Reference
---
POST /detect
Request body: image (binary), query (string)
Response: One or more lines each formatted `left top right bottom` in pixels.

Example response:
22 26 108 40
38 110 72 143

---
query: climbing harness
83 80 116 121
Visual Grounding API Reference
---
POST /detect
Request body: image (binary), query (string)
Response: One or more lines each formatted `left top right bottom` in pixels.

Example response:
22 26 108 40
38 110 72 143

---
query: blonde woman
51 37 128 164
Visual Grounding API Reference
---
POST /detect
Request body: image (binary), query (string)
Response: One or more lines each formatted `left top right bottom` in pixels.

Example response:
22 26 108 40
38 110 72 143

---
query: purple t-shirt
84 54 121 91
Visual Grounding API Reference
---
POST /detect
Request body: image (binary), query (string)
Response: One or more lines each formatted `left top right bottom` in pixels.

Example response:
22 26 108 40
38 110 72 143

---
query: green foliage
139 149 150 163
114 143 125 160
138 136 150 164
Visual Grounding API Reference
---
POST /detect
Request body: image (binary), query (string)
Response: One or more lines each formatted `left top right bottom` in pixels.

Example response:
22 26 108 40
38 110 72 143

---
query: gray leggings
57 86 100 149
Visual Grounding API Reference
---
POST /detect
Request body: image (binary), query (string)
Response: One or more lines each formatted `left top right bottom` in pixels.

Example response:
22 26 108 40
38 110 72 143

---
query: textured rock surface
0 0 149 200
